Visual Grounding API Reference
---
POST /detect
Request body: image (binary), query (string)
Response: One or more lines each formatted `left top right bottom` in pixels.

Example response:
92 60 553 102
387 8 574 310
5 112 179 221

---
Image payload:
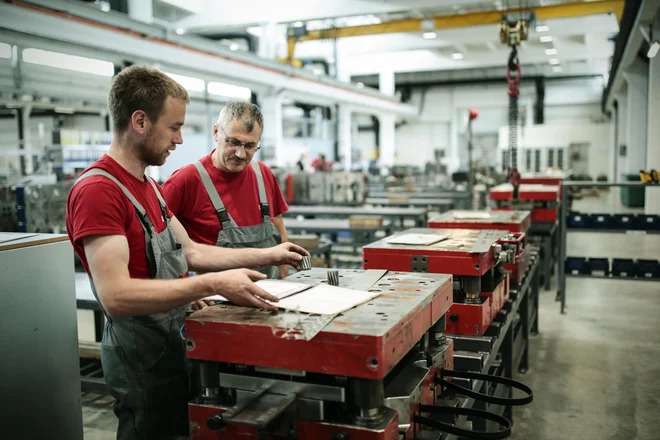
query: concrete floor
82 190 660 439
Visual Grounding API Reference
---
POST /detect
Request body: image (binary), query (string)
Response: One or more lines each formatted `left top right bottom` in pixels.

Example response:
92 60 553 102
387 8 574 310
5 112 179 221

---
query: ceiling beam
291 0 624 43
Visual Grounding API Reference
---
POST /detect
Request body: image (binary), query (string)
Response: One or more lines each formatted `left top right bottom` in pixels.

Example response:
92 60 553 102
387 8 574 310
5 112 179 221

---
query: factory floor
81 189 660 440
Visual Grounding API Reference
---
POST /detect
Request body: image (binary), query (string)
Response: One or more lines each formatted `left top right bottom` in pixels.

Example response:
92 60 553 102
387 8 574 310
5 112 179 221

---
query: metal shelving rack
557 181 660 314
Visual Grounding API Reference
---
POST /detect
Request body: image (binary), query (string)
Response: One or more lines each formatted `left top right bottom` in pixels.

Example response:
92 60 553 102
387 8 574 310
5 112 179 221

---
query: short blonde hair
108 65 190 133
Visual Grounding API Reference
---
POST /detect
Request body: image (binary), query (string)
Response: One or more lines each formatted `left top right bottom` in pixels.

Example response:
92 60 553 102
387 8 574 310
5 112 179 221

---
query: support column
379 70 396 167
260 93 284 166
647 13 660 214
622 59 649 179
614 90 627 181
338 105 352 171
257 22 280 60
128 0 152 24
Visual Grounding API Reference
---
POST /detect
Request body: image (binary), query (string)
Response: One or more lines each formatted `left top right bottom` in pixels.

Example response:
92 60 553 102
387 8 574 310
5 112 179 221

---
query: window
525 150 531 171
0 42 11 59
207 81 251 100
22 48 114 76
534 150 541 172
164 72 205 92
502 150 510 171
548 149 554 167
557 149 564 170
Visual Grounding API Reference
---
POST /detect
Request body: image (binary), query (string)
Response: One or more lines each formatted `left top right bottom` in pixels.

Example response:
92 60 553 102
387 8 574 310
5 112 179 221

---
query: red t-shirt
66 154 173 280
162 152 288 246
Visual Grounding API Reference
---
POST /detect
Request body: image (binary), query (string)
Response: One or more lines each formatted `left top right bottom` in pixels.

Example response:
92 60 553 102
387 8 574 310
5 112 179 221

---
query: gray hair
217 101 263 133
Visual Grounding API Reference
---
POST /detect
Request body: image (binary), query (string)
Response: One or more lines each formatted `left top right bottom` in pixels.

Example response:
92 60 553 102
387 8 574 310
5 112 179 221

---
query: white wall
361 77 613 176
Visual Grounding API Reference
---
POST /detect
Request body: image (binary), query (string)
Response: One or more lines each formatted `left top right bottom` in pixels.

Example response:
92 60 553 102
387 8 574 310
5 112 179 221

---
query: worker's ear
131 110 148 135
212 124 219 143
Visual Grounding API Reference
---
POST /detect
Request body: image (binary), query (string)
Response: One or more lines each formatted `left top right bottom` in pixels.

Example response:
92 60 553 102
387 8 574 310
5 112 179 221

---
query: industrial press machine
362 229 520 337
427 211 532 286
184 268 531 439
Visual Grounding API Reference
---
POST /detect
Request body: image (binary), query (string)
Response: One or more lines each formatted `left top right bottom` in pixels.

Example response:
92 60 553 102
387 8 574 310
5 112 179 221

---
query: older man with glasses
162 102 291 299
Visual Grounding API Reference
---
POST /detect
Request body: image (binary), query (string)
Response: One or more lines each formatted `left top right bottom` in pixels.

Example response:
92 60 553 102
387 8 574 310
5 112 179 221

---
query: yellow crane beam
289 0 623 43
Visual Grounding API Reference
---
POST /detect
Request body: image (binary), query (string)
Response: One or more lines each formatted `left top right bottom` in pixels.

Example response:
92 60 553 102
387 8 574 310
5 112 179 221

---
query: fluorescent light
648 41 660 58
164 72 205 92
99 1 110 12
536 25 550 32
552 66 563 73
230 43 239 51
207 81 252 100
175 28 185 35
540 36 554 43
423 32 437 39
22 48 114 76
356 82 364 89
0 42 11 59
294 21 304 27
545 48 558 55
451 52 464 60
54 107 75 114
549 58 560 65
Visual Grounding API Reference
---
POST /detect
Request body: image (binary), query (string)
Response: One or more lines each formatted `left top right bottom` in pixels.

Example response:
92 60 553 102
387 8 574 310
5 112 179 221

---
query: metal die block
445 299 492 336
297 407 399 440
453 351 486 372
445 335 493 353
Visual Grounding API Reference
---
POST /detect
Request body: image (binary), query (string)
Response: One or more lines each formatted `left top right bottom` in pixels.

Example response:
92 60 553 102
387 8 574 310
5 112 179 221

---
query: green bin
620 173 645 208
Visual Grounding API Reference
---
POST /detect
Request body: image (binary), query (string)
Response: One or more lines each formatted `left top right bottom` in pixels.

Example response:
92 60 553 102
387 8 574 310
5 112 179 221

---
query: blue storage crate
611 258 636 278
589 213 612 229
636 215 660 231
565 257 590 275
587 258 610 276
568 212 589 229
636 259 660 279
612 214 636 230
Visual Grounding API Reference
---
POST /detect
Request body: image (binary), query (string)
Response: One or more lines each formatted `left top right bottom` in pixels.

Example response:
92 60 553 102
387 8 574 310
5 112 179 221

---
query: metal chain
509 92 518 170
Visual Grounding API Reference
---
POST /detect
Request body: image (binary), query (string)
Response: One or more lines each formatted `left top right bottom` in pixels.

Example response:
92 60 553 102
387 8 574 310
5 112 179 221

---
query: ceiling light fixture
536 25 550 32
175 28 185 35
545 48 558 55
356 82 364 89
294 21 304 27
648 41 660 58
423 32 437 39
540 36 554 43
451 52 464 60
549 58 560 65
552 66 563 73
230 43 239 51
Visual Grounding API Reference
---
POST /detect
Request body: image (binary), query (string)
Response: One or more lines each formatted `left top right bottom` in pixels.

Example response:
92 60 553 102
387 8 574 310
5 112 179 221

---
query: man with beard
66 65 309 440
162 101 291 280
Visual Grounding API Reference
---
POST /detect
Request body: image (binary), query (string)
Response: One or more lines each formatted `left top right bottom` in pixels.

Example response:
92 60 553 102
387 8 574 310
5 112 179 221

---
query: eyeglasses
218 126 260 152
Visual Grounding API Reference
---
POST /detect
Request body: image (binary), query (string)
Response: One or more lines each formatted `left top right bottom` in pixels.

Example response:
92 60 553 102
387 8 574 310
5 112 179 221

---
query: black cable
436 369 534 406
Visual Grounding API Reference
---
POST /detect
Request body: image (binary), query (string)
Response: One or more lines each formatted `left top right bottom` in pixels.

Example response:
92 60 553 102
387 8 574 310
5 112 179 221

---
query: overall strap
250 160 271 222
75 169 157 276
146 176 170 222
193 161 236 230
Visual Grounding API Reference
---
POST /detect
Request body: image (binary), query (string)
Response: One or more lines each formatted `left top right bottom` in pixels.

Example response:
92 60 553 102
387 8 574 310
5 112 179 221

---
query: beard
137 132 168 167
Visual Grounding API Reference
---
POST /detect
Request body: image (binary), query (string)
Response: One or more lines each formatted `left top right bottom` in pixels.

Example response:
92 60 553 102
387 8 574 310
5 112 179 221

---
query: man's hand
209 269 279 311
267 243 310 270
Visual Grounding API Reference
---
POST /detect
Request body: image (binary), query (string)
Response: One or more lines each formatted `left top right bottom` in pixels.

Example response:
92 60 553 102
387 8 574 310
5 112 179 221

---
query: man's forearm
103 275 215 317
186 243 271 273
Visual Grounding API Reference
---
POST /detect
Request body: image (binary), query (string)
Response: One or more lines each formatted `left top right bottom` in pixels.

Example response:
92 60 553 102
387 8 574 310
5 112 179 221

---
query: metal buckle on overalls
260 203 270 218
217 208 230 224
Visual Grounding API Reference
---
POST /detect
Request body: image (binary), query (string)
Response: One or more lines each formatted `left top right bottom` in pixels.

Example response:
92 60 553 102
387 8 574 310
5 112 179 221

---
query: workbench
365 197 455 211
285 205 428 228
283 218 393 255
